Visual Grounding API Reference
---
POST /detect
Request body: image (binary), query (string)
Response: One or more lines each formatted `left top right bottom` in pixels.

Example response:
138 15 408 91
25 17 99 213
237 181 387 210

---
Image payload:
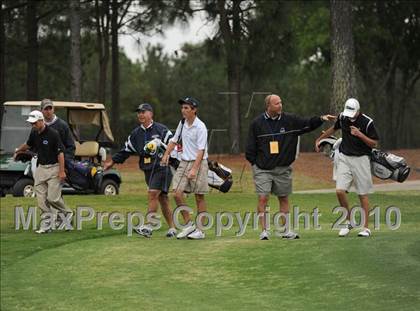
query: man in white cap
14 110 73 233
315 98 379 237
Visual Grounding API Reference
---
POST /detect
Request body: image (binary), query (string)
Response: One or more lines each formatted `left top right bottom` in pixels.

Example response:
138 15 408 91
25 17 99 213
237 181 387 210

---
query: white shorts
336 153 373 195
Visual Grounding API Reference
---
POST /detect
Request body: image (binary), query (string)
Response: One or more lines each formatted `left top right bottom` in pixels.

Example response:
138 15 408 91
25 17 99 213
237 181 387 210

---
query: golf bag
370 149 410 183
328 139 410 183
144 138 234 192
208 160 233 193
65 160 103 191
144 138 180 169
15 152 103 191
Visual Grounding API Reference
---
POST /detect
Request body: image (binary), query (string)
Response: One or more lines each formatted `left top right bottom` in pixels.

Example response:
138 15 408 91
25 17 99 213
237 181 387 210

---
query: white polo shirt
171 116 208 161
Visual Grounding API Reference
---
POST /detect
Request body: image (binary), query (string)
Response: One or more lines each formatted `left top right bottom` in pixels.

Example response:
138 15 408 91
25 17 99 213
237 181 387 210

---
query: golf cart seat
75 141 106 163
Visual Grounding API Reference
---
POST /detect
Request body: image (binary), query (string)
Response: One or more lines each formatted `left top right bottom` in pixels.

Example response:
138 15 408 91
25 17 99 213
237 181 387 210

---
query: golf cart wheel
100 179 119 195
13 178 35 197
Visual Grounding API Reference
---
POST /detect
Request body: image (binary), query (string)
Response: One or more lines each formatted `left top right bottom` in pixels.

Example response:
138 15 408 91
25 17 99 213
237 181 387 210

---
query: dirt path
295 180 420 194
113 149 419 190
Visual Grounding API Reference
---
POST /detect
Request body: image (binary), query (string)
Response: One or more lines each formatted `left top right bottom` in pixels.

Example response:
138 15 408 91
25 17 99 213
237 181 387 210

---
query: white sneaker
176 225 196 239
187 229 205 240
35 227 52 234
358 228 371 237
166 228 177 238
259 230 270 240
134 225 153 238
339 221 353 237
281 231 300 239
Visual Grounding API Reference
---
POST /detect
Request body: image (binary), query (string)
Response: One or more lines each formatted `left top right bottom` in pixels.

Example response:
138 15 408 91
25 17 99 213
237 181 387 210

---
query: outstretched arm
292 114 337 134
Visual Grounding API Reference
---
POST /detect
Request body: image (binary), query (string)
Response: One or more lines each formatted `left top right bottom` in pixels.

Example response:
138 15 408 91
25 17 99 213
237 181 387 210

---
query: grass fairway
1 189 420 310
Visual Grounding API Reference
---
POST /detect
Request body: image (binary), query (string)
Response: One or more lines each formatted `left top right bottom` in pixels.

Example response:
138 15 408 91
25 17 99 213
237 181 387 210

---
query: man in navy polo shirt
14 110 73 233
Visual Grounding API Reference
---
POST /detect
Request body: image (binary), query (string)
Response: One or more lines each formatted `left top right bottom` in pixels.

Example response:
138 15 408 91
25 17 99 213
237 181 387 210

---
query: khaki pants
34 164 71 218
172 160 209 194
252 165 292 197
336 153 373 195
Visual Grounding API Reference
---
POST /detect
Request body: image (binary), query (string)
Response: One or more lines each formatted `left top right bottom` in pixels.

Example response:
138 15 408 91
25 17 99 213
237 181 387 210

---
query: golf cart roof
2 100 114 143
4 101 105 110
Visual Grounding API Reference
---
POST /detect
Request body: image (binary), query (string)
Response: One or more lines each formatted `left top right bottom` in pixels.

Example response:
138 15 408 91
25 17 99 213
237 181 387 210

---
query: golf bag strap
177 118 185 145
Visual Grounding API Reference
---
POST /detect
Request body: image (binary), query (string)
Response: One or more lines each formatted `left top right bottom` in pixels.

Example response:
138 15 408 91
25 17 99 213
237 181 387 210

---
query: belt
39 163 59 168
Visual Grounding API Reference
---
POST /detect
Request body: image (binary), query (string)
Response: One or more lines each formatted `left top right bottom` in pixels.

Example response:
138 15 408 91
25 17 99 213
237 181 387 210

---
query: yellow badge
269 141 279 154
144 157 151 164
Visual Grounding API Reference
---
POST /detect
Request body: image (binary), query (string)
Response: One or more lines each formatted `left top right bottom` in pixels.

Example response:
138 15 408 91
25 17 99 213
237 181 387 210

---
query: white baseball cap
26 110 44 123
342 98 360 118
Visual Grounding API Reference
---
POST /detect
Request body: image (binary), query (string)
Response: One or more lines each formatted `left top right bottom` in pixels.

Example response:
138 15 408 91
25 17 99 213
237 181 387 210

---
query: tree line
1 0 419 152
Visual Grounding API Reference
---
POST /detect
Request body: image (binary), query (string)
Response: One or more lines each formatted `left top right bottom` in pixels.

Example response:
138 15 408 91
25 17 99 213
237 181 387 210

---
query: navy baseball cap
178 96 199 108
135 103 153 112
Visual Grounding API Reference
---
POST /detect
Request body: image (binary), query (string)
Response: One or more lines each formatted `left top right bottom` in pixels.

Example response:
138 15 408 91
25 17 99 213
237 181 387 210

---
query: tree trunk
383 67 396 149
111 0 120 140
218 0 242 154
70 0 82 101
95 0 110 104
0 0 5 125
26 0 38 100
330 0 356 114
230 1 241 154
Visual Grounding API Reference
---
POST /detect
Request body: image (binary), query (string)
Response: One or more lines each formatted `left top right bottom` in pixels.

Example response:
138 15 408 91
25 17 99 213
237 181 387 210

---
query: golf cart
0 101 121 197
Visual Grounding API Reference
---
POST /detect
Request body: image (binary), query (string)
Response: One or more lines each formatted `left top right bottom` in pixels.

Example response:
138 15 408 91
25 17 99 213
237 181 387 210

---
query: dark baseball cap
178 96 199 108
40 98 54 110
135 103 153 112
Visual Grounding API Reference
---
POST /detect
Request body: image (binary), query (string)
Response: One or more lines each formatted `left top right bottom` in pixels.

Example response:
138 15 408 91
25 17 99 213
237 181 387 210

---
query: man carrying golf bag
316 98 379 238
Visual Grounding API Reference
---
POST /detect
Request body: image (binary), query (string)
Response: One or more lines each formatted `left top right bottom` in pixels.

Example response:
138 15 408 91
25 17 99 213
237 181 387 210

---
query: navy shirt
246 112 324 169
26 125 65 165
48 117 76 160
112 122 172 171
334 113 379 156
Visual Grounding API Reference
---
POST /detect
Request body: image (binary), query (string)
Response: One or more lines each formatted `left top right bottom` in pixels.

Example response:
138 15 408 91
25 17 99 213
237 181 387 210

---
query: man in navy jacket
104 103 176 238
246 94 336 240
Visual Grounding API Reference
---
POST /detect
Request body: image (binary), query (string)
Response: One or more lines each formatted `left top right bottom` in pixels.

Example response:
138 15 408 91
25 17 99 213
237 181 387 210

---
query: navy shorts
144 166 173 194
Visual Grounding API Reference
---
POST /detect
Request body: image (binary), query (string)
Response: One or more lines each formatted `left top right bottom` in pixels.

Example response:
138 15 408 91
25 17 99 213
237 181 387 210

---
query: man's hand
160 154 169 166
187 167 197 180
13 148 22 160
321 114 337 122
314 139 321 153
350 126 362 137
103 160 114 171
59 170 66 182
